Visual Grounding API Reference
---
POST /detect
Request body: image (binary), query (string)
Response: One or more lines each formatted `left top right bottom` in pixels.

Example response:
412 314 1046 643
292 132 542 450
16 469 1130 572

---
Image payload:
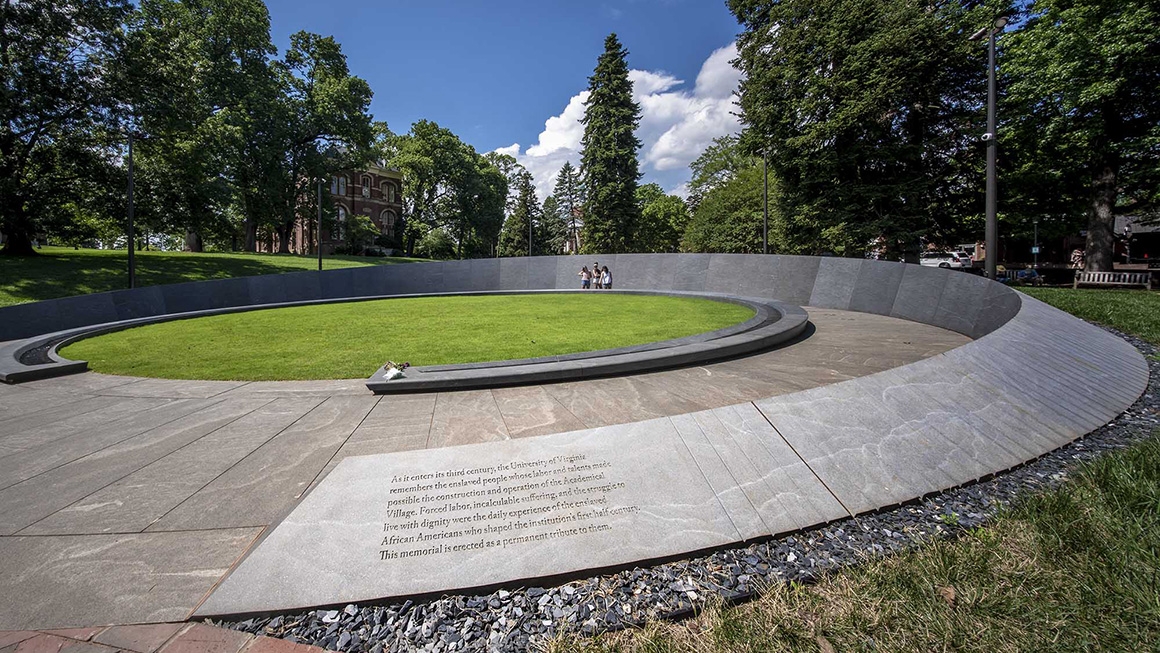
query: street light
317 179 324 272
969 15 1008 280
126 130 136 289
1033 217 1039 269
762 148 769 255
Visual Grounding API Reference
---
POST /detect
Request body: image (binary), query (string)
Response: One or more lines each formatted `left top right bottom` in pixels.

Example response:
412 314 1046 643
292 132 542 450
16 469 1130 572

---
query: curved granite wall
0 254 1019 342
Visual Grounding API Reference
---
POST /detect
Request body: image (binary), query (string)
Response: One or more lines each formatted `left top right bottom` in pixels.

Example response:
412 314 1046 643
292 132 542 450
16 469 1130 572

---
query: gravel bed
219 328 1159 653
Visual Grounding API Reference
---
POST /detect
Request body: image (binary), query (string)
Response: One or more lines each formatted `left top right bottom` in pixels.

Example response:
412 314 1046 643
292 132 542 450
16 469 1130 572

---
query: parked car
919 251 969 268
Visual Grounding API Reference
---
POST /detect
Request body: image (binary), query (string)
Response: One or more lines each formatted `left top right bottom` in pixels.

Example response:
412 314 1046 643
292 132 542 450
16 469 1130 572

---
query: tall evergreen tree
498 172 542 257
579 34 641 254
540 195 568 254
551 161 584 252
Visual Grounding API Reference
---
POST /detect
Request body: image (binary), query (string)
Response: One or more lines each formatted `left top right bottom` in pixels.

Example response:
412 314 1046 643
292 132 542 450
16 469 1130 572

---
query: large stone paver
0 529 259 630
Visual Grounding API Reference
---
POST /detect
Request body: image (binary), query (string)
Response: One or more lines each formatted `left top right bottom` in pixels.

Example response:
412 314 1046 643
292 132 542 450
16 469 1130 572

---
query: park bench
1073 270 1153 290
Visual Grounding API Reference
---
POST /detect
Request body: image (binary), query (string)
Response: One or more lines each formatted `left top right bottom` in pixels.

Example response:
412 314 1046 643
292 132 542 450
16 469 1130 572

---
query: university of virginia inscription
378 454 639 560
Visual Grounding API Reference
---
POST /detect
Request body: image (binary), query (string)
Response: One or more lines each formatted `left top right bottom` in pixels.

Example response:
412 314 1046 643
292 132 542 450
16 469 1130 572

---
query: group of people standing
578 262 612 290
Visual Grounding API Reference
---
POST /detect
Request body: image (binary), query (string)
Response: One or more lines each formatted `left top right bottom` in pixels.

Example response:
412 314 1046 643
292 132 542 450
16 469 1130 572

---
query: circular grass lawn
60 293 755 381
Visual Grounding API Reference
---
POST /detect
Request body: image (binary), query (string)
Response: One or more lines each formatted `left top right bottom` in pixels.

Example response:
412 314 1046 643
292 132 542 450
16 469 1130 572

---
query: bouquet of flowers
383 360 411 381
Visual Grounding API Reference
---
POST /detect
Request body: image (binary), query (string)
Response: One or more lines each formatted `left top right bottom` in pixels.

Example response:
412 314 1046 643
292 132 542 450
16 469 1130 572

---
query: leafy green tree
123 0 277 252
0 0 131 255
682 166 772 254
1004 0 1160 270
551 161 584 252
633 184 686 252
391 121 478 256
415 227 456 260
730 0 1001 259
687 135 750 199
580 34 642 254
267 31 373 253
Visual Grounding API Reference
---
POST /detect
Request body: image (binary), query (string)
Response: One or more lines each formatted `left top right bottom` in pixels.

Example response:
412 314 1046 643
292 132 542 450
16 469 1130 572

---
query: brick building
277 164 404 255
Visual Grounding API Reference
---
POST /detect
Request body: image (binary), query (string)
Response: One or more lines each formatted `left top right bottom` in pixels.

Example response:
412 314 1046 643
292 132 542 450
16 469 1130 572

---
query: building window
361 175 372 197
336 205 347 240
381 210 396 238
333 176 347 196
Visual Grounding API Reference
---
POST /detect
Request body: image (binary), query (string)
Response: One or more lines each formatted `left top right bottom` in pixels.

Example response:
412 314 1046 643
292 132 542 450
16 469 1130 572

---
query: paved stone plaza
0 308 962 629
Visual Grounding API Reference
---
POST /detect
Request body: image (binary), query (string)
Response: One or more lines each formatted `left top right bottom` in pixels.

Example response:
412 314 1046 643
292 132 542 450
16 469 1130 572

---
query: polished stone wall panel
500 257 529 291
808 257 862 310
890 264 949 325
109 286 166 322
848 260 906 316
767 256 821 306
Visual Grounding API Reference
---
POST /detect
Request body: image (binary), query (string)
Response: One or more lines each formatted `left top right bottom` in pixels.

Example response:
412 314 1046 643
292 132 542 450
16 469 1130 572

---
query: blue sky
267 0 745 196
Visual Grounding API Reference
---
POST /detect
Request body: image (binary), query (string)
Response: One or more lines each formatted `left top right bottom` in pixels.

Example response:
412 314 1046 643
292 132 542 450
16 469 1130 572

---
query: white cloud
495 42 743 200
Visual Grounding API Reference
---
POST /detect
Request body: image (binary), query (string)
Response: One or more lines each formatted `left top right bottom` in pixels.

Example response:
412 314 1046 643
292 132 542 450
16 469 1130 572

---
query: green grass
553 435 1160 653
548 286 1160 653
0 246 427 307
1021 287 1160 344
60 294 755 381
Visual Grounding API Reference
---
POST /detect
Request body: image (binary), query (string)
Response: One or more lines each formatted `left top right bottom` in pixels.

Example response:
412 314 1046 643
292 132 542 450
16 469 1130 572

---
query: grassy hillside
0 246 428 307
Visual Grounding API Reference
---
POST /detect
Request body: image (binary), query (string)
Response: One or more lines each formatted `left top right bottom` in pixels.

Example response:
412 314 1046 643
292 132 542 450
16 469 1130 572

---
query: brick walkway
0 624 322 653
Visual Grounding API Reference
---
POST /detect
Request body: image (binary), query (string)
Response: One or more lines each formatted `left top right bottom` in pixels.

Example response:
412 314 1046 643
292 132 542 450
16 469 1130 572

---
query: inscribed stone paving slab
197 418 752 616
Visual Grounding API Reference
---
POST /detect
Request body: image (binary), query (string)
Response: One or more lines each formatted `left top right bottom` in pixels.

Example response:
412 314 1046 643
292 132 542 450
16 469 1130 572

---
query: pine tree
552 161 584 252
498 172 541 257
579 34 641 254
541 195 568 254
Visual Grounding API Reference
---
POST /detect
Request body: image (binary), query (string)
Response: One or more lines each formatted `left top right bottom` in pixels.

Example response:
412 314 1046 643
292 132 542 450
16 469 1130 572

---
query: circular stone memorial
0 253 1147 628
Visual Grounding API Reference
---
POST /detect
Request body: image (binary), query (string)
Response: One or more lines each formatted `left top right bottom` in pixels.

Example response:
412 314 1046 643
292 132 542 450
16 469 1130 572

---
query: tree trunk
277 223 292 254
0 231 36 256
244 220 258 252
1084 163 1117 272
184 230 204 252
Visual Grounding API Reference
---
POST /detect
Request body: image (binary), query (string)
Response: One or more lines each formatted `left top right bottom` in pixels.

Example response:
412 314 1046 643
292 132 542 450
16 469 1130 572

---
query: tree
633 184 686 252
540 195 568 254
266 32 373 253
1004 0 1160 271
687 135 750 198
392 122 503 258
498 171 544 257
730 0 1000 259
579 34 642 254
682 166 773 254
122 0 278 252
0 0 131 255
551 161 584 252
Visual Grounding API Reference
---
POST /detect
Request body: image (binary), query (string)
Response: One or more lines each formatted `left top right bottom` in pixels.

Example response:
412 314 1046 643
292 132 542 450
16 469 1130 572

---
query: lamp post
762 148 769 255
1033 218 1039 269
126 131 136 289
317 179 324 272
970 15 1008 280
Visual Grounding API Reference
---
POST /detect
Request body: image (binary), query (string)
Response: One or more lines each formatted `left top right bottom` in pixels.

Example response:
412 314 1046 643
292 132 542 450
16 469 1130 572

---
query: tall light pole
127 131 136 289
1033 218 1039 269
317 179 324 272
762 149 769 255
970 15 1008 280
